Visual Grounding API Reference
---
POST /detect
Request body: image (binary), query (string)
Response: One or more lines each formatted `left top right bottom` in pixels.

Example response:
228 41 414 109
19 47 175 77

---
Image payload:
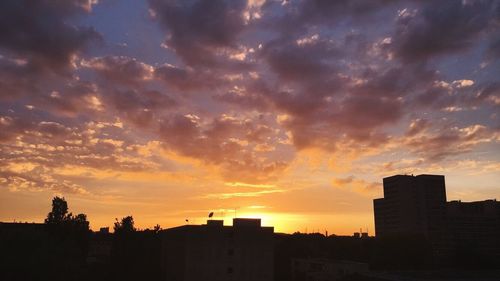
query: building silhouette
160 218 274 281
445 199 500 264
373 174 500 264
373 174 447 238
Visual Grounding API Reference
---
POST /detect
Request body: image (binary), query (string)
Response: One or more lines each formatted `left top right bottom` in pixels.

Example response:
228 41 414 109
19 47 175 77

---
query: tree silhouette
114 216 136 234
45 196 71 224
37 197 91 280
44 196 90 231
71 213 90 231
153 224 161 233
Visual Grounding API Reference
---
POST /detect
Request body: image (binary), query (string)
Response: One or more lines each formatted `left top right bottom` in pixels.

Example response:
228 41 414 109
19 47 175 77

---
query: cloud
0 0 101 71
108 89 176 127
0 167 89 194
332 176 381 197
154 64 224 91
0 113 36 142
79 56 179 128
200 189 285 199
158 114 290 183
262 36 339 83
148 0 255 101
391 1 498 62
81 56 154 86
41 82 105 117
1 0 499 198
215 85 272 112
262 0 396 36
0 57 39 101
473 83 500 107
404 123 499 162
148 0 248 67
486 33 500 60
0 114 170 193
406 118 429 137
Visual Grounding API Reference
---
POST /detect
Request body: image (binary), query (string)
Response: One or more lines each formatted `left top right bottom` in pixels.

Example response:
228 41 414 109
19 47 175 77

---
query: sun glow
231 211 306 233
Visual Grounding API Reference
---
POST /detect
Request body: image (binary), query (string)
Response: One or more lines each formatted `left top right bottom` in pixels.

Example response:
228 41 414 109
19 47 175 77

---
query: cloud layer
0 0 499 232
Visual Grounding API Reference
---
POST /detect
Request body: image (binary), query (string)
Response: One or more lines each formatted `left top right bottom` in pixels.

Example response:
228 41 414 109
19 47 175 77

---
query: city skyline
1 0 499 234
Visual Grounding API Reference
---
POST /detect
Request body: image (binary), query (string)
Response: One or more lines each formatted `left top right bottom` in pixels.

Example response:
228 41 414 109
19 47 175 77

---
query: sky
0 0 499 235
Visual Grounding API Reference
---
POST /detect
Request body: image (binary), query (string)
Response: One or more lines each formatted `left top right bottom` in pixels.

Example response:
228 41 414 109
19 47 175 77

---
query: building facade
445 199 500 263
373 174 447 238
160 218 274 281
291 258 369 281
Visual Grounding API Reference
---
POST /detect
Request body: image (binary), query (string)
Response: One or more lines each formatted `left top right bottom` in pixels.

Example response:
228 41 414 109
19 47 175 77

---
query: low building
160 218 274 281
443 199 500 263
291 258 369 281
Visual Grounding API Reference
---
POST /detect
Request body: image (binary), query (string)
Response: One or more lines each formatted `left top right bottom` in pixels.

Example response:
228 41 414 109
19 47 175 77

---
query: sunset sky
0 0 499 234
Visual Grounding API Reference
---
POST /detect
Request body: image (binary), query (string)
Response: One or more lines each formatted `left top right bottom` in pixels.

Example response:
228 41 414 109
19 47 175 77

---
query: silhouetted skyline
2 179 499 281
0 0 499 235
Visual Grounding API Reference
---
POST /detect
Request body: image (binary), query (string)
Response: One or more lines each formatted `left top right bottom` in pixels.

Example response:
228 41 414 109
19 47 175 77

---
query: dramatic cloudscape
0 0 499 234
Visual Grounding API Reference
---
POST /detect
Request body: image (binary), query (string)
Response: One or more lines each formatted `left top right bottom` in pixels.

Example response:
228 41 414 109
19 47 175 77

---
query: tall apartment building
373 174 447 238
160 218 274 281
373 174 500 264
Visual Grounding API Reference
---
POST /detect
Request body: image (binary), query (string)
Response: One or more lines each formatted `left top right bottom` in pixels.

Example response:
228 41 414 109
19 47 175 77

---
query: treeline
0 197 162 281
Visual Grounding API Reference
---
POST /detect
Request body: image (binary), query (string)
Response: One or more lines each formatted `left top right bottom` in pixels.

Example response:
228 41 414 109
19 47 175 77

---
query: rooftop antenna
233 207 239 218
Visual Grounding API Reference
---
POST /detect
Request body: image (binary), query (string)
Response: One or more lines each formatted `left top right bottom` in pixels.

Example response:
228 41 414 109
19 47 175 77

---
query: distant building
373 174 500 264
291 258 369 281
160 218 274 281
353 232 369 239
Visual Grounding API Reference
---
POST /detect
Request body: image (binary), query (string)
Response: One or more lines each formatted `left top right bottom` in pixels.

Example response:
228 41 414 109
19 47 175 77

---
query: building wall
162 227 187 281
161 219 274 281
443 200 500 263
291 258 369 281
374 174 446 238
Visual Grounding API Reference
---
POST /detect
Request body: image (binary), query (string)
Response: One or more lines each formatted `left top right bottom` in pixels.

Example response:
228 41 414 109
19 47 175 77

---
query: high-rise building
373 174 447 238
160 218 274 281
373 174 500 264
